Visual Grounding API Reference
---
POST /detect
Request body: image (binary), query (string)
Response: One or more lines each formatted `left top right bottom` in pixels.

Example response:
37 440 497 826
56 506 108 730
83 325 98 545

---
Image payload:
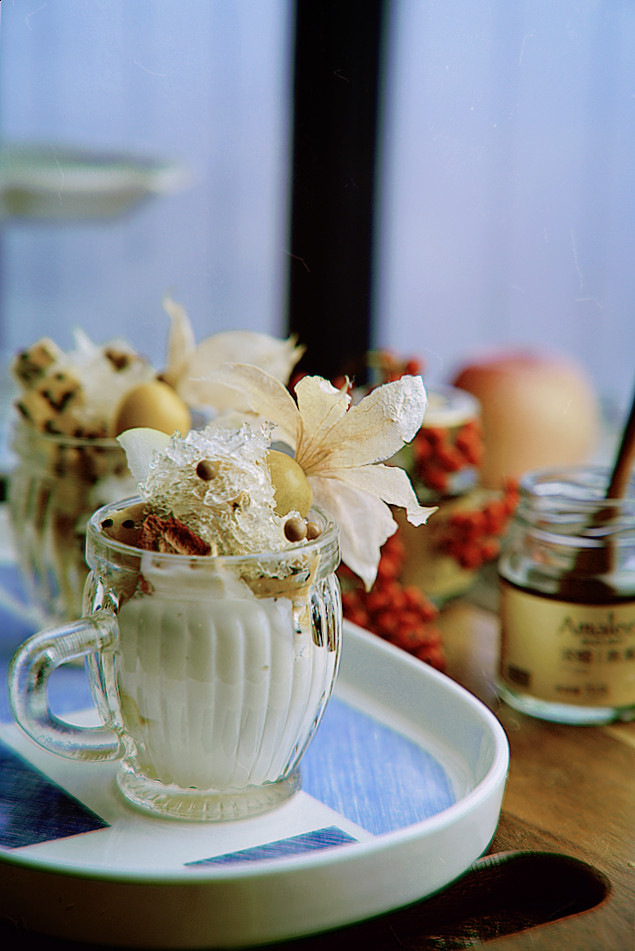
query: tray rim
0 621 510 947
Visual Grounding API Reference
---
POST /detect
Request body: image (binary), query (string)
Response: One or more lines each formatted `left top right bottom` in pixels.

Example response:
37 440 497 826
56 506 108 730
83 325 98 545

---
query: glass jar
8 417 135 623
497 465 635 724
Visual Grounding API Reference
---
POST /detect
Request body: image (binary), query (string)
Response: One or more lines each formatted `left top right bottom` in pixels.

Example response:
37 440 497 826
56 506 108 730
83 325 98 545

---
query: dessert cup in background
390 383 517 604
5 308 304 624
9 498 342 821
8 418 134 623
6 331 162 624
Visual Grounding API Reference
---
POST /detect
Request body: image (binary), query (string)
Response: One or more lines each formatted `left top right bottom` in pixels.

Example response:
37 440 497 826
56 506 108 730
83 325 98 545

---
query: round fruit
266 449 313 517
113 380 191 437
451 349 600 489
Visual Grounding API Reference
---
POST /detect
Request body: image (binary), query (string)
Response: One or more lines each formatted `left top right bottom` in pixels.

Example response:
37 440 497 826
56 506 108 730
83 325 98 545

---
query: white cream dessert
101 423 339 808
116 566 336 793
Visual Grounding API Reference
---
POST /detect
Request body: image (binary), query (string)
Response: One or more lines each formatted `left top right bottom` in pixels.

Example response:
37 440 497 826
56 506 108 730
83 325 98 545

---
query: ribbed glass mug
9 498 342 820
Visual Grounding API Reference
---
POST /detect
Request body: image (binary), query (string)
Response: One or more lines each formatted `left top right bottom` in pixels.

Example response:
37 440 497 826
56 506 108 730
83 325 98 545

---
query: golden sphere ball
113 381 191 437
266 449 313 517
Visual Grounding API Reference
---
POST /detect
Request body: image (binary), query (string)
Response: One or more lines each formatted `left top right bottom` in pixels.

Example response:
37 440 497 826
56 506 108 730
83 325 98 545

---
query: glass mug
9 498 342 821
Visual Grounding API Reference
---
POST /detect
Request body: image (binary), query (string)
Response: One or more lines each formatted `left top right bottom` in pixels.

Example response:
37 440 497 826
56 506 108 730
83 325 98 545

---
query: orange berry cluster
368 351 423 383
339 532 447 672
412 419 484 496
435 482 520 570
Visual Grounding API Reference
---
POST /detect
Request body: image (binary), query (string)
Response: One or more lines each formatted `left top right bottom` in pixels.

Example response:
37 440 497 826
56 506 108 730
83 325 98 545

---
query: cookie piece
138 513 211 556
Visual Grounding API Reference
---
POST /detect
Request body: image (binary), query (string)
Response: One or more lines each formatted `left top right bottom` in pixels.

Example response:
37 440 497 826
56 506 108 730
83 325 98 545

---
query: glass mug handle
8 610 123 761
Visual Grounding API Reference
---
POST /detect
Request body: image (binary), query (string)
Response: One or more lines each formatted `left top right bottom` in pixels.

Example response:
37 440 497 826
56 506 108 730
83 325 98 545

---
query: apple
450 348 600 489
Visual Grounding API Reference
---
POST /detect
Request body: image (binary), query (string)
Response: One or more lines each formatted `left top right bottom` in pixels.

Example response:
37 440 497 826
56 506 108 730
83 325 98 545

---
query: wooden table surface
3 595 634 950
286 595 635 950
436 598 635 949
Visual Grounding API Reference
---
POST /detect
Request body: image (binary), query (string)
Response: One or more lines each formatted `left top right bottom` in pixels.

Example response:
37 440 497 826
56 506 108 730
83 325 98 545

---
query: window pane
0 1 292 371
376 0 635 413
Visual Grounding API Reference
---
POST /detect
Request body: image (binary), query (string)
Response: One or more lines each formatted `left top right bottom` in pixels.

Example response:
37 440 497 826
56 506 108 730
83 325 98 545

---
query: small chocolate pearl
196 459 217 481
122 519 136 529
306 521 322 540
101 518 114 529
284 516 308 542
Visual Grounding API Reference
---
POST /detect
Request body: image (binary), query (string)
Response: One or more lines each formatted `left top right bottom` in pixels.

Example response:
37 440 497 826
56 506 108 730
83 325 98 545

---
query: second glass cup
8 418 134 623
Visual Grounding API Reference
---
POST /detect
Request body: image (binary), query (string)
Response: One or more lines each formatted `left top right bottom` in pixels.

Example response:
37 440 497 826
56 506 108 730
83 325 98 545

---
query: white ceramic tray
0 621 509 949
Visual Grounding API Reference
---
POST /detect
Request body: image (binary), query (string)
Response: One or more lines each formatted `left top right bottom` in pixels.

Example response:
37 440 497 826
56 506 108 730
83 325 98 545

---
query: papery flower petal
176 376 258 416
117 427 171 483
295 375 350 434
325 463 436 526
185 331 304 388
168 360 430 591
161 295 304 406
71 327 99 358
294 376 352 473
306 375 427 470
198 363 300 447
309 475 398 590
163 295 196 386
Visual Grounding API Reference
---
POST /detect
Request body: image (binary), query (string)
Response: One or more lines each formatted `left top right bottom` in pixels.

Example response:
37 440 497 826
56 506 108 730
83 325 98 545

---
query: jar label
499 581 635 708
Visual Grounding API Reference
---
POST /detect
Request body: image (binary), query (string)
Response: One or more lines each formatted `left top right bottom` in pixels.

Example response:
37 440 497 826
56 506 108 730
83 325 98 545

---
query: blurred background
1 0 634 433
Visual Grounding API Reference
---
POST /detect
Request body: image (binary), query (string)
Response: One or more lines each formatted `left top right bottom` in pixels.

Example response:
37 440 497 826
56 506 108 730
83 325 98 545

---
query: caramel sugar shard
139 513 211 556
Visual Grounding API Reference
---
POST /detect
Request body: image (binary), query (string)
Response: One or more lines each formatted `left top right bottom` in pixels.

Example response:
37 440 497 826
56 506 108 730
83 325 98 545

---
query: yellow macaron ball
266 449 313 517
113 380 191 437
